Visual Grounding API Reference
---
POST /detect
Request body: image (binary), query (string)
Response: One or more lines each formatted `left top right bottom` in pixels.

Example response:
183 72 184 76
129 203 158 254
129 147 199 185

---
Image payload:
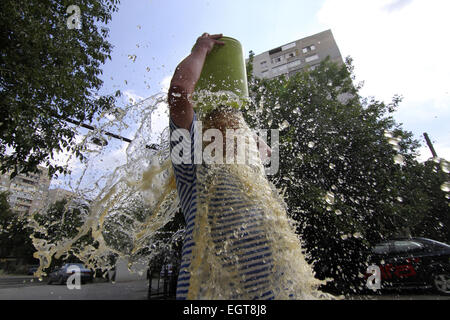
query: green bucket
193 36 249 114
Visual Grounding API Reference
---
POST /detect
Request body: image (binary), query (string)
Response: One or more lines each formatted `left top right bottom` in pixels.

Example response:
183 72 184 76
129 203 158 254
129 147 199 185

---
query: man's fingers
209 33 223 40
211 34 225 46
197 33 225 50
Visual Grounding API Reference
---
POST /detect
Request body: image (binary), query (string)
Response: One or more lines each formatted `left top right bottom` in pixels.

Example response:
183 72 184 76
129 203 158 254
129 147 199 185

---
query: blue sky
99 0 326 97
52 0 450 188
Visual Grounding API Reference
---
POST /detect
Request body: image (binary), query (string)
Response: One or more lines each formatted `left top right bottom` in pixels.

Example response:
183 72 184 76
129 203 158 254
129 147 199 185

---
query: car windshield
393 240 424 253
372 243 390 254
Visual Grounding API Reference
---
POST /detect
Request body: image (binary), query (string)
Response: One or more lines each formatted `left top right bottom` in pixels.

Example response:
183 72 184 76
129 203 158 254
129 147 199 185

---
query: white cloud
317 0 450 161
160 74 172 93
382 0 414 12
318 0 450 101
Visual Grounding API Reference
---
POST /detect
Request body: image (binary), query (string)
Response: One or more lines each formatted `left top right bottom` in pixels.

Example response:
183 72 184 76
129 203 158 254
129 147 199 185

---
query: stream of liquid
26 90 334 299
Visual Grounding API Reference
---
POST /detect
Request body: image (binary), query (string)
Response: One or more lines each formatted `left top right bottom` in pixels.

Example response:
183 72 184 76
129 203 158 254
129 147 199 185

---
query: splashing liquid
28 93 182 277
181 109 328 299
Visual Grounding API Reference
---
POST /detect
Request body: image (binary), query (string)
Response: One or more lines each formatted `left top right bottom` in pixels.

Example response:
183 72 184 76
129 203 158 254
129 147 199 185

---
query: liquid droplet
308 141 315 148
353 232 362 239
128 54 137 63
325 191 335 205
441 161 449 173
279 120 289 131
388 138 399 146
394 154 404 165
335 209 342 215
441 181 450 192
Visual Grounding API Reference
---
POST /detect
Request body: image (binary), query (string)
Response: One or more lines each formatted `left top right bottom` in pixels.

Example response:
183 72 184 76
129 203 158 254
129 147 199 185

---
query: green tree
34 198 88 242
246 50 255 84
244 55 449 293
0 0 121 179
406 160 450 244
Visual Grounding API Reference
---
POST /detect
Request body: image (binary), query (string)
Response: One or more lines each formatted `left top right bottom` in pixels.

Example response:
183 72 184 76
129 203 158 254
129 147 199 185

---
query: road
0 276 148 300
0 276 448 300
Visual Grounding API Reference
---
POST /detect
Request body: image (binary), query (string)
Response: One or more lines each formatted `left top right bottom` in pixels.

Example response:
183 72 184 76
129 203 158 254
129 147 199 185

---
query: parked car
365 237 450 295
47 263 93 285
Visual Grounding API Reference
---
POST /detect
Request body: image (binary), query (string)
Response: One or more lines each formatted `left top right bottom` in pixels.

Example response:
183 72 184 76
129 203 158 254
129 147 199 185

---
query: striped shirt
170 114 275 300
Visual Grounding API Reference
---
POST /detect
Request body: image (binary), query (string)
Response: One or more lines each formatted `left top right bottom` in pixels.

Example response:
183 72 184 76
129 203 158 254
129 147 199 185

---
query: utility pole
423 132 438 158
65 118 159 150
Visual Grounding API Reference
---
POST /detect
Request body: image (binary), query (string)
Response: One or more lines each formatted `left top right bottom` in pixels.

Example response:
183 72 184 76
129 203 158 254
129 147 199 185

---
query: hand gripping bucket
193 36 249 114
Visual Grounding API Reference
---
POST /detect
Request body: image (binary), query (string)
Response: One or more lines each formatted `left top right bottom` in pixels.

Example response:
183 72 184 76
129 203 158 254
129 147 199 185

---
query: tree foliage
0 0 121 178
244 56 450 293
32 198 94 270
0 192 35 262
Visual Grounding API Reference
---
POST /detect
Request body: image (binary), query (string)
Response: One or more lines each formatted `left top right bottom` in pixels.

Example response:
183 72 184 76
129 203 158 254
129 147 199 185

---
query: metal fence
147 267 177 300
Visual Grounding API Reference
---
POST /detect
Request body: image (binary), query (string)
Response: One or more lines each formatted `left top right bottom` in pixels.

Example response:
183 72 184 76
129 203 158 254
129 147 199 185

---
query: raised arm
168 33 224 130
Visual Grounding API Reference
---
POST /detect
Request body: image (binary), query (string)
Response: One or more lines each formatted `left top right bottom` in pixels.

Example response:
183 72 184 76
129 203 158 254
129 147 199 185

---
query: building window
260 60 267 65
285 51 296 59
261 69 269 74
302 45 316 54
21 178 36 185
17 197 33 204
271 56 283 64
305 54 319 63
269 47 282 55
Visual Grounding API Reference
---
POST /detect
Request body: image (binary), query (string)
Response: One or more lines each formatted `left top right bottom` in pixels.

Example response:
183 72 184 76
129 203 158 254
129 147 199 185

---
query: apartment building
249 29 343 80
0 166 50 214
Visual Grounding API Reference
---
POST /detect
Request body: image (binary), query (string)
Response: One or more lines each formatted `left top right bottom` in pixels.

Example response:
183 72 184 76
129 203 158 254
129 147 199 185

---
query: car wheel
432 273 450 295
